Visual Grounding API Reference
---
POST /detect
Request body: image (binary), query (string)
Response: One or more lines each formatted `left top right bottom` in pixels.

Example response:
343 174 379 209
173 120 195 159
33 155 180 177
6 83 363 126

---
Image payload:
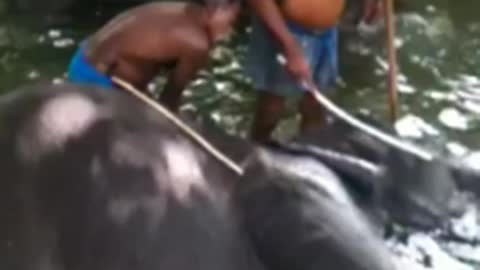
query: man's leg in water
299 91 327 134
250 91 286 144
159 46 210 112
246 17 314 144
298 26 338 134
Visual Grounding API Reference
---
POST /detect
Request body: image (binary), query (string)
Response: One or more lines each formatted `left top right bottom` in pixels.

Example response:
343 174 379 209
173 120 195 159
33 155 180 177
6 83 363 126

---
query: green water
1 1 480 156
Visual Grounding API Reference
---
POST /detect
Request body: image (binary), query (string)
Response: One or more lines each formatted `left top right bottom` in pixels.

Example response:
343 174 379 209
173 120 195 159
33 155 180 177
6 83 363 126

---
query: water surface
1 1 480 156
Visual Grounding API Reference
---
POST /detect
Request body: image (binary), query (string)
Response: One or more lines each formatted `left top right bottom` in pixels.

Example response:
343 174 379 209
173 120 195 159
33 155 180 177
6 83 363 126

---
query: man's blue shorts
67 41 115 90
245 17 339 97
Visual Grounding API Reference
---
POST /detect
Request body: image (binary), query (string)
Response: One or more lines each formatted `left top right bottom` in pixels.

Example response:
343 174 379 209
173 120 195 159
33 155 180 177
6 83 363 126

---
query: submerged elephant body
0 82 398 270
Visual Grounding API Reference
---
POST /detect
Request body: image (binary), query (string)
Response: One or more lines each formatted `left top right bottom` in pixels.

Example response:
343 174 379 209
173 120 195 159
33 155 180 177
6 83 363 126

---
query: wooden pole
384 0 399 123
111 76 245 176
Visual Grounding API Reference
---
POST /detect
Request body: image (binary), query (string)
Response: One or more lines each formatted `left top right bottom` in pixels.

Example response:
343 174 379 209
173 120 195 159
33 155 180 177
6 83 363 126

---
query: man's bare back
85 3 206 87
67 1 239 111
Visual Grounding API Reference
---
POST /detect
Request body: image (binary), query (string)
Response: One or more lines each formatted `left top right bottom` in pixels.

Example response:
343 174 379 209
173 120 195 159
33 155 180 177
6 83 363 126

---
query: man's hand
284 44 312 84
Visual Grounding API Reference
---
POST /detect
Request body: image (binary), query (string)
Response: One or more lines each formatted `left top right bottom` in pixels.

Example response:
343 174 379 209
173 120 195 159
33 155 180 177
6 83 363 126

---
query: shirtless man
67 0 240 112
245 0 381 143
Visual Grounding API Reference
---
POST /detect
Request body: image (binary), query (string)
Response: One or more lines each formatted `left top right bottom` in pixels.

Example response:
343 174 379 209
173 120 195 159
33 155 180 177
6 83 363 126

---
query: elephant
0 82 397 270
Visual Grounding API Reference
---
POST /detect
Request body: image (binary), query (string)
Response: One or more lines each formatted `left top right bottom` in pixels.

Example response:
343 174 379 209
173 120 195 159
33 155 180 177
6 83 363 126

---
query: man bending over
67 0 240 112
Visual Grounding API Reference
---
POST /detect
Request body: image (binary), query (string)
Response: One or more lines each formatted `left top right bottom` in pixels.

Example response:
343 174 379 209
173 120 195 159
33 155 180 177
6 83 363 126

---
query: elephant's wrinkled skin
0 82 397 270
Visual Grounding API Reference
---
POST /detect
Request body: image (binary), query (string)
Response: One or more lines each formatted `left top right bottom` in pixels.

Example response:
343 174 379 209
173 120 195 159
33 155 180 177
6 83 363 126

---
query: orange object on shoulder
280 0 345 30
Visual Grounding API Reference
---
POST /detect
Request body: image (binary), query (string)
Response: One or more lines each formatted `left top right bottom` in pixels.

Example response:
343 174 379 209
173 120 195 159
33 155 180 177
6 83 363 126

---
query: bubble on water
444 206 480 264
411 55 422 64
451 205 479 241
398 74 408 83
395 114 440 139
210 111 221 123
221 114 243 128
346 42 372 55
375 56 389 71
387 233 475 270
358 108 371 116
447 76 480 99
230 60 241 69
191 78 207 87
421 101 431 109
146 83 156 94
53 38 74 48
48 29 61 38
214 82 229 93
409 234 474 270
458 74 480 86
52 78 64 85
183 89 193 98
461 152 480 171
37 35 46 44
398 83 416 94
456 90 480 102
437 49 447 58
395 37 405 48
228 92 244 102
425 91 457 102
357 20 383 38
446 142 469 156
426 5 437 13
179 103 196 113
460 100 480 115
438 108 470 130
444 243 480 265
27 70 39 79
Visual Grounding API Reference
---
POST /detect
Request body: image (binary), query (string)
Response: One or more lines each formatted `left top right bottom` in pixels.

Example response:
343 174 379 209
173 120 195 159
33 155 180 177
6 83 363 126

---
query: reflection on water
1 1 480 156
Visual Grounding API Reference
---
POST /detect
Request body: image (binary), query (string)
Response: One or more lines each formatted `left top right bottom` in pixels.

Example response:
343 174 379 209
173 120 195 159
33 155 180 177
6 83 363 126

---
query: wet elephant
0 82 397 270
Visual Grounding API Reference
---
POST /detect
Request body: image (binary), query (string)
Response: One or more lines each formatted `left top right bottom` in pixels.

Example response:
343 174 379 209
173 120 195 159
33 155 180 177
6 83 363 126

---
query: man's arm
246 0 311 82
246 0 298 54
159 40 210 112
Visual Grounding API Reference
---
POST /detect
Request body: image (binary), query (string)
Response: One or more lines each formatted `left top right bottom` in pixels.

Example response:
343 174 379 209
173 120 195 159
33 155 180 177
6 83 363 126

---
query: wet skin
84 1 239 111
0 82 396 270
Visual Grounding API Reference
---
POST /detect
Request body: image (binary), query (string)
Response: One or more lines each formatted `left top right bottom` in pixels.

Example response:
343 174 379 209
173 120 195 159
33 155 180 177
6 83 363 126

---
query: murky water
2 1 480 158
1 1 480 154
1 1 480 268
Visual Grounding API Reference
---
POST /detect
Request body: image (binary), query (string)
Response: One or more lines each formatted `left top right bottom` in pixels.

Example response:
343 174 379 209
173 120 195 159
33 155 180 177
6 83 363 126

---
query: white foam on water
37 35 46 43
27 70 39 79
53 38 75 48
446 142 469 156
461 100 480 115
387 233 475 270
438 108 470 130
444 243 480 265
424 90 457 101
48 29 61 38
451 206 480 241
398 83 417 94
462 152 480 171
52 78 64 85
395 114 440 139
